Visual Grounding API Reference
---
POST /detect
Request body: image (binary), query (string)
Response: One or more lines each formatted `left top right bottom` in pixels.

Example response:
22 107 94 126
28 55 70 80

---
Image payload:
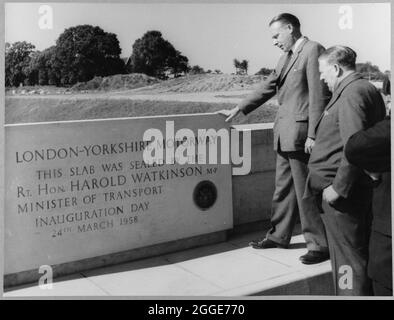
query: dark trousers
321 187 373 296
372 281 393 296
266 149 328 252
368 230 392 296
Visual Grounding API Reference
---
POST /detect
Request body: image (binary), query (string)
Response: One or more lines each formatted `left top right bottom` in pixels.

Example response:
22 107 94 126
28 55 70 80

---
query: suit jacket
345 118 391 289
345 117 391 236
238 38 331 152
307 73 386 198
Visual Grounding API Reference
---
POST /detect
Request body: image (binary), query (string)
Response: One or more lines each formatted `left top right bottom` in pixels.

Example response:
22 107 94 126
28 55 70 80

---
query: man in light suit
306 46 386 295
220 13 330 264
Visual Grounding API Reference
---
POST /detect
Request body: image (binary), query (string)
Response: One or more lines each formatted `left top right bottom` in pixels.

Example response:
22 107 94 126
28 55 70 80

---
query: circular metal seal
193 180 217 210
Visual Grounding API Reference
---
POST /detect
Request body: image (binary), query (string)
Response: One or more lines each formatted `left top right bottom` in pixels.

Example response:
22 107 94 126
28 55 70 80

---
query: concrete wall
232 123 276 228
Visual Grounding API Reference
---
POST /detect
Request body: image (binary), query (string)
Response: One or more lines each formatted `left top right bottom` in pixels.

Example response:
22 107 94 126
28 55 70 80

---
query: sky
5 2 391 74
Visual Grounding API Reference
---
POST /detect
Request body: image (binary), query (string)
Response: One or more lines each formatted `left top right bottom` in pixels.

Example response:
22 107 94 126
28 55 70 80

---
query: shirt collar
334 70 356 92
291 36 305 53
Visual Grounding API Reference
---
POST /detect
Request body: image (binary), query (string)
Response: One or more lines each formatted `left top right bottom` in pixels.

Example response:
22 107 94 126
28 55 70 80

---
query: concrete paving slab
211 271 306 296
162 242 242 263
81 256 222 296
163 245 293 290
4 232 332 297
243 235 310 269
298 261 332 277
227 226 303 248
3 273 107 297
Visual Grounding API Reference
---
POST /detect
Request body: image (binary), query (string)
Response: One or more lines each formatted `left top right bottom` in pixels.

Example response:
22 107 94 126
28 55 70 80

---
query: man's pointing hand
217 106 241 122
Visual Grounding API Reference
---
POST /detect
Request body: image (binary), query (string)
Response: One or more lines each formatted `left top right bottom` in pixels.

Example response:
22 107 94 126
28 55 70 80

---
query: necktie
279 50 293 81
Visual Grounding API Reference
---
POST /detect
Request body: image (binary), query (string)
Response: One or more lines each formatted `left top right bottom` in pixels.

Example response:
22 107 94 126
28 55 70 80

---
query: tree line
5 24 388 87
6 26 212 87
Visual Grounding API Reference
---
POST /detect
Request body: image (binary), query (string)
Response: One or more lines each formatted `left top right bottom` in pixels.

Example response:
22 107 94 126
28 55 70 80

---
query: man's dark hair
319 46 357 70
269 13 301 29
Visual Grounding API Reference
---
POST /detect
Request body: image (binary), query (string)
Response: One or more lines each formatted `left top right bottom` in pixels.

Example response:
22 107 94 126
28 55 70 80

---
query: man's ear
334 64 342 77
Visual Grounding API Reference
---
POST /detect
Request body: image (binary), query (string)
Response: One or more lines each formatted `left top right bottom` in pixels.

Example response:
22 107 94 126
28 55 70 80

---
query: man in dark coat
306 46 386 295
219 13 330 264
382 71 391 115
345 117 392 296
382 71 391 96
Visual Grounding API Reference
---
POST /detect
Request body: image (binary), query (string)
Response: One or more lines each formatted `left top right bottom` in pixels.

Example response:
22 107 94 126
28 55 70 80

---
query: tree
5 41 36 86
233 59 241 74
190 65 205 74
128 30 189 79
167 50 189 77
233 58 248 75
23 50 41 86
255 67 274 76
54 25 125 85
356 62 385 81
24 46 60 86
240 60 248 75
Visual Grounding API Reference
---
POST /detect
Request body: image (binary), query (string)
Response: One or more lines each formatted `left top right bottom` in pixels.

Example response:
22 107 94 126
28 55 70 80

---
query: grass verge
6 97 277 125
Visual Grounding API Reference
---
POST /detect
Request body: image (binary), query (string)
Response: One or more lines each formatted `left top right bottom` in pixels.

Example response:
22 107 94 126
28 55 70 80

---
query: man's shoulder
341 76 384 110
345 76 379 95
303 39 325 51
300 39 325 57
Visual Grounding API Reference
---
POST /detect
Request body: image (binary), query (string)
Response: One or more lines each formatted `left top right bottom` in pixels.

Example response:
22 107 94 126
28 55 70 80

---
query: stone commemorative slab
4 114 233 274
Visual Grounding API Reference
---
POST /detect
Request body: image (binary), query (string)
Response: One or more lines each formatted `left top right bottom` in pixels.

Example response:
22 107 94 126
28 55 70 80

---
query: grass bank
5 97 277 125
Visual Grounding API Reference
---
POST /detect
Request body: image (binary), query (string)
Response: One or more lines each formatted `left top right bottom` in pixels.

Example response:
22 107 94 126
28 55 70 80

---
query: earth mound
71 73 160 92
132 74 265 93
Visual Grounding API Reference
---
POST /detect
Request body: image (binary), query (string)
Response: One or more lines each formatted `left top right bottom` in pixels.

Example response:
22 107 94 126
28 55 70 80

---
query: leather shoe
299 251 330 264
249 238 288 249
